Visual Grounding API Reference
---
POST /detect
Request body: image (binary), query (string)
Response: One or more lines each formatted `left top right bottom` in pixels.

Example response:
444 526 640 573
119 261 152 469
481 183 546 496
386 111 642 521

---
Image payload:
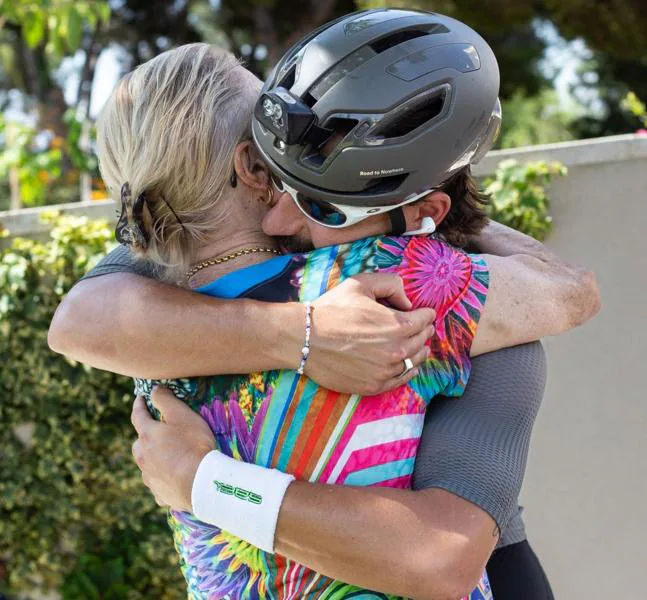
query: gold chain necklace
186 247 281 280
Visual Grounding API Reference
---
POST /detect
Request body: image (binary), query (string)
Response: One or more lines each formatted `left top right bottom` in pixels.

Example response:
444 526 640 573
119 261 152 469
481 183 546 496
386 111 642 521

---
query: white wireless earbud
404 216 436 236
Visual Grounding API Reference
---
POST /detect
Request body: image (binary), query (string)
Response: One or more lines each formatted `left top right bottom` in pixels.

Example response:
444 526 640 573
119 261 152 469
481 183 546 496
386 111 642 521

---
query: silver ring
399 357 414 378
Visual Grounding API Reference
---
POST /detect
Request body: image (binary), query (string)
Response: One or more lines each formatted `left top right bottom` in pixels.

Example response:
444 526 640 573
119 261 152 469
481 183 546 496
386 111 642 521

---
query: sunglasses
271 174 433 229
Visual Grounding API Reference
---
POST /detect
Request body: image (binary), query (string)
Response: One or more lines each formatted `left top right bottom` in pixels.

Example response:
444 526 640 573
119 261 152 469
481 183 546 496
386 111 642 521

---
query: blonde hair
97 43 258 282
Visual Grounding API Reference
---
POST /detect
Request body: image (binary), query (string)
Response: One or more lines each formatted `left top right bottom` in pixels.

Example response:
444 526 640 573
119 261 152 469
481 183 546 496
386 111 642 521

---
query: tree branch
75 29 100 116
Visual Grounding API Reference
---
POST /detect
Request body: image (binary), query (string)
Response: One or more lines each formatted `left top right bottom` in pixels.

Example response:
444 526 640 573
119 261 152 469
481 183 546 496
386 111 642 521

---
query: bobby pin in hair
159 194 187 234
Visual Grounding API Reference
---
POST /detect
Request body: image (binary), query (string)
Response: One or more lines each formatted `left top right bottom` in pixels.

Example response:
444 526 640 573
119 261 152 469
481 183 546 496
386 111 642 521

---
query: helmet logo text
359 167 405 177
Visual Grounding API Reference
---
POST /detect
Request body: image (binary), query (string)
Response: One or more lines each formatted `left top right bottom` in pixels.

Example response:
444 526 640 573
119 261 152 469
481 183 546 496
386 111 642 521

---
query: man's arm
274 482 493 600
48 248 435 395
412 341 547 538
471 221 601 356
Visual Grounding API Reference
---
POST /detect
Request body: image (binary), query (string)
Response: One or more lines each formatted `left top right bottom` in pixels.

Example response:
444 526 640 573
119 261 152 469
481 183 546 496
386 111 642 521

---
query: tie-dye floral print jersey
135 235 491 600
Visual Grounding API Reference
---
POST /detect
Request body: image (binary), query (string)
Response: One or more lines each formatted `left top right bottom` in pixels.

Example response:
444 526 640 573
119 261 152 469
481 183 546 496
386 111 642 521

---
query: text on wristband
213 480 263 505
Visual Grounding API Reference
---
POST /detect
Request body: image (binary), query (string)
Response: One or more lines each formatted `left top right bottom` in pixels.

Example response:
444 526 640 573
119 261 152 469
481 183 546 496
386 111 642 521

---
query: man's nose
261 195 304 236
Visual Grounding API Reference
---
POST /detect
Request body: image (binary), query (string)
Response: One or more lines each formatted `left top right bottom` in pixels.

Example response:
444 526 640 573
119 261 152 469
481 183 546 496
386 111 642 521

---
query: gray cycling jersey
413 342 546 548
84 245 546 547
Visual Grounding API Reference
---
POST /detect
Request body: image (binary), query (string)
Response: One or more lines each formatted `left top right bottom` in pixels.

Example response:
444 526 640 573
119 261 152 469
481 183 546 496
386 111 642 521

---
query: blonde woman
85 27 597 600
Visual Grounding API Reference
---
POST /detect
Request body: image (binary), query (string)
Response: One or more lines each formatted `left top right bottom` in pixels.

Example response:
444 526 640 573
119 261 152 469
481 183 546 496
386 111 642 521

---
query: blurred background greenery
0 0 646 210
0 2 646 598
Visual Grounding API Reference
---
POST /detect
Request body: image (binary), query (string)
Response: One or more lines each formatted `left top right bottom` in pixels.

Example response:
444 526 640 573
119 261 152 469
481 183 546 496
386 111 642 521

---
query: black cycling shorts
486 541 555 600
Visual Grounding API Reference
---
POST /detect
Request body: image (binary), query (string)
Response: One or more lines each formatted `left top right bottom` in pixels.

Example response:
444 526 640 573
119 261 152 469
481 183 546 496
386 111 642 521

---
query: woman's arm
132 389 493 600
48 269 435 395
130 343 546 599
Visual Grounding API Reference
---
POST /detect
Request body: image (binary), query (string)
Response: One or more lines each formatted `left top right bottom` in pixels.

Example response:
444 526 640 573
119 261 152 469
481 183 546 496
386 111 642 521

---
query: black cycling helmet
252 8 501 228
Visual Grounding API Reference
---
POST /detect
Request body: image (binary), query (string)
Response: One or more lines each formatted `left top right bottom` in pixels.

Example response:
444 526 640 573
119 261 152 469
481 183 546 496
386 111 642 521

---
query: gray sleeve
82 244 161 281
412 342 546 533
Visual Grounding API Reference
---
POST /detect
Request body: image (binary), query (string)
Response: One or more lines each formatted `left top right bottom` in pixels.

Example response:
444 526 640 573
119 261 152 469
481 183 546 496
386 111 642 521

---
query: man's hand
309 273 435 395
131 387 215 511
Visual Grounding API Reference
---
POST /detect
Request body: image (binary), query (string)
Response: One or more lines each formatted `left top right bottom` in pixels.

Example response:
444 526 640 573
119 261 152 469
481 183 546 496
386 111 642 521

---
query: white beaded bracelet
296 302 312 375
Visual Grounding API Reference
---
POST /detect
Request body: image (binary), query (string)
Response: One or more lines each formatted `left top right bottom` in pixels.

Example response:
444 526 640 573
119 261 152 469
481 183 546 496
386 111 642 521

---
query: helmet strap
388 207 407 236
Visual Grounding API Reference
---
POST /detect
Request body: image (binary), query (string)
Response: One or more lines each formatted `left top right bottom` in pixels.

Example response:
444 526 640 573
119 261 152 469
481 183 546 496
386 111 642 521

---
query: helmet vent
361 173 408 194
370 25 449 54
279 66 296 90
371 91 446 139
300 117 359 170
302 91 317 108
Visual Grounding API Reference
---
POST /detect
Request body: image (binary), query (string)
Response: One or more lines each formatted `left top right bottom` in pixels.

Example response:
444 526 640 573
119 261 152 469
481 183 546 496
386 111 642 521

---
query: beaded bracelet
297 302 312 375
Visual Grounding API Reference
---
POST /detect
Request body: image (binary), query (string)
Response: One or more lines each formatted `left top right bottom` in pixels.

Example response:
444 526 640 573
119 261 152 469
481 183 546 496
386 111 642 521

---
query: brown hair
437 166 490 247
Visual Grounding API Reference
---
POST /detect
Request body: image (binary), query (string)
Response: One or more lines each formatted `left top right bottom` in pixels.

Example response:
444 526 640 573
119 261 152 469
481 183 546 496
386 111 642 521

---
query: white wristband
191 450 295 553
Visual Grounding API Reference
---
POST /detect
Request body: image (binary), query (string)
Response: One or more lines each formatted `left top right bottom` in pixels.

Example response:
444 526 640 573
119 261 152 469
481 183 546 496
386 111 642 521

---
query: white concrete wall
476 134 647 598
0 199 115 244
2 134 646 597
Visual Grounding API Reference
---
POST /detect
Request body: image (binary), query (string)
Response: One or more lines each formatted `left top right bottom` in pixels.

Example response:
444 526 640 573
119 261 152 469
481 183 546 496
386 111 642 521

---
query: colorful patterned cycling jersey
135 235 490 600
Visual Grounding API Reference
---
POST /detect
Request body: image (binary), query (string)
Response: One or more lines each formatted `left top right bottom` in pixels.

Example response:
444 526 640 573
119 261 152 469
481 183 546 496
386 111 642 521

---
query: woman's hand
308 273 435 395
131 388 215 511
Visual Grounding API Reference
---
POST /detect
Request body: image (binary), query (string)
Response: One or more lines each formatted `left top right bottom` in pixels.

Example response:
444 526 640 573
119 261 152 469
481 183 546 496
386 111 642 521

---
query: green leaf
22 10 46 48
63 571 100 600
95 2 111 25
484 158 566 240
66 7 83 51
52 30 68 57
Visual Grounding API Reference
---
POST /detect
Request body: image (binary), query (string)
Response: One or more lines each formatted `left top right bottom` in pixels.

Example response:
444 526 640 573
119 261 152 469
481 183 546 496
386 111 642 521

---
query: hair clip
116 182 149 249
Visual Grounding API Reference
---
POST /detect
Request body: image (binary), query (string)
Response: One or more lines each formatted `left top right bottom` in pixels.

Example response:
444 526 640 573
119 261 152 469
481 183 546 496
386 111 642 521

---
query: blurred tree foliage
569 52 646 138
0 114 62 206
622 91 647 129
498 90 576 149
1 0 646 200
539 0 647 137
542 0 647 60
0 1 110 135
0 1 111 206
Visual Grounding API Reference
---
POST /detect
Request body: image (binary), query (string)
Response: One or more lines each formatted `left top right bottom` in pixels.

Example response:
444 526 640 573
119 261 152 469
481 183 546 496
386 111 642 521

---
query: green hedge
0 213 183 599
483 158 567 242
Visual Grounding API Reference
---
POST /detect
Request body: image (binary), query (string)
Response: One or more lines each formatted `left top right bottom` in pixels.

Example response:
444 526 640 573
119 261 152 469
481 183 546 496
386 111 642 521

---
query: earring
265 186 273 205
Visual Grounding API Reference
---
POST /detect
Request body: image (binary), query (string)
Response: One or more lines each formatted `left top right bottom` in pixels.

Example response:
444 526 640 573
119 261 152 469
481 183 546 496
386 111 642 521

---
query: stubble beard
276 235 315 254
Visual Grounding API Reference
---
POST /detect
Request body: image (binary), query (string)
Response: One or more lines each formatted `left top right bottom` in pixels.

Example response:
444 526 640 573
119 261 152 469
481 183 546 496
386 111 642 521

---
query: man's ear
402 191 451 232
233 141 269 191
